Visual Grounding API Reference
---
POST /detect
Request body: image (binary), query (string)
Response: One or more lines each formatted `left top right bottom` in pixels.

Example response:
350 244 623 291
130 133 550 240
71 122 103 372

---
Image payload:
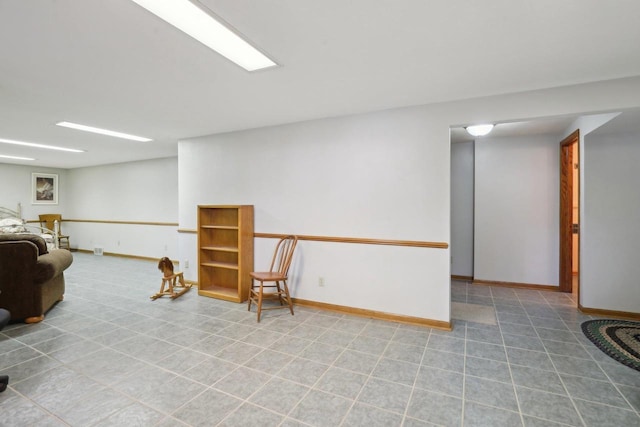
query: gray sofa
0 234 73 323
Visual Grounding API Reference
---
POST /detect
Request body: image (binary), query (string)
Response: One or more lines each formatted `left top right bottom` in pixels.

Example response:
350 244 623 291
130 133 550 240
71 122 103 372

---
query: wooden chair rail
49 222 449 249
254 233 448 249
179 228 447 249
28 219 178 227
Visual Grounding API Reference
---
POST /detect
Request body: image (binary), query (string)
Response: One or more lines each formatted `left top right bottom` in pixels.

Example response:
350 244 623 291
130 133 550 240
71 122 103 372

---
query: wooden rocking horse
150 257 192 300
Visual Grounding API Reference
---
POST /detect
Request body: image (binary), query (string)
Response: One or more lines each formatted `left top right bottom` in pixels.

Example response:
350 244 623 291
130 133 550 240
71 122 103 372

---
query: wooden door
559 130 579 292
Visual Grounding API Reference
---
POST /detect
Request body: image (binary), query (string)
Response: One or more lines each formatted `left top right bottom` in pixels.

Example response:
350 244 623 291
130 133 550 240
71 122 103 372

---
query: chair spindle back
269 236 298 276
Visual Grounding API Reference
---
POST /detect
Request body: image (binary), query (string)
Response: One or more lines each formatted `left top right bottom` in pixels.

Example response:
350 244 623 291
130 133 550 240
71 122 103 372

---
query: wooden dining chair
39 214 70 250
248 235 298 322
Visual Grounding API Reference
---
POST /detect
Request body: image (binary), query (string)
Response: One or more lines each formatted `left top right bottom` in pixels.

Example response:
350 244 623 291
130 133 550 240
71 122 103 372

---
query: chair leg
256 281 264 322
275 281 284 306
248 279 254 312
282 280 294 315
58 237 70 250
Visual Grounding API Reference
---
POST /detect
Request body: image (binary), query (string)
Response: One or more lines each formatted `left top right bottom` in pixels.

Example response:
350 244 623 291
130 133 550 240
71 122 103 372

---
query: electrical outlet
184 260 189 269
318 277 325 287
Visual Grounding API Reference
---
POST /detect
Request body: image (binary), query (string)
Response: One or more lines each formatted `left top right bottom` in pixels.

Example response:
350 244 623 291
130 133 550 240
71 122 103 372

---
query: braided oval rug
582 319 640 372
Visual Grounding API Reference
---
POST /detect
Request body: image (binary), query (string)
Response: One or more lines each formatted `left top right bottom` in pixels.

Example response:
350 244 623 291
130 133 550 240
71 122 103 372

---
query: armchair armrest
34 250 73 284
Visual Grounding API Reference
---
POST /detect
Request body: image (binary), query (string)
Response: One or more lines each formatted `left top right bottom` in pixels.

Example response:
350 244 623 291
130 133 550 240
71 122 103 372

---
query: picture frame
32 173 58 205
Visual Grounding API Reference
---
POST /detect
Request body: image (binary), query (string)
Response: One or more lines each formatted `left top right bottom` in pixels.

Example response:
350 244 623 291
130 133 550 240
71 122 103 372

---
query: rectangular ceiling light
130 0 277 71
0 154 35 161
0 138 85 153
56 121 152 142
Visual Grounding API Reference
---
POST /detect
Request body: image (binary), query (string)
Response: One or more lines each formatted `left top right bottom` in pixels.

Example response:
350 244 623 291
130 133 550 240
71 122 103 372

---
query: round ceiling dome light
465 124 494 137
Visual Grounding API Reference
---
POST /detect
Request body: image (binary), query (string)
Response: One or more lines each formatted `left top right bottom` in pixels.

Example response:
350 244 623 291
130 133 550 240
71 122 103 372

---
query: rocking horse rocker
150 257 192 300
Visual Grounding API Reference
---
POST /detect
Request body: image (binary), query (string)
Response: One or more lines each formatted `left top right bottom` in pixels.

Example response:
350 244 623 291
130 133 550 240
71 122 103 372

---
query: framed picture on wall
32 173 58 204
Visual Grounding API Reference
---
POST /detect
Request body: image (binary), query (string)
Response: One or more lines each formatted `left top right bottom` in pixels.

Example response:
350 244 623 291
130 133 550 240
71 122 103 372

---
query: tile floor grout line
528 296 587 427
399 322 433 426
336 320 411 426
573 325 640 417
275 313 363 426
492 285 527 427
459 318 467 427
573 317 640 415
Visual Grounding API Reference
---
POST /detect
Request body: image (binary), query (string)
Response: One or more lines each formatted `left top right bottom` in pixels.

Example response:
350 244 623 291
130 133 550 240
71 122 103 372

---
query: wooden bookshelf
197 205 254 302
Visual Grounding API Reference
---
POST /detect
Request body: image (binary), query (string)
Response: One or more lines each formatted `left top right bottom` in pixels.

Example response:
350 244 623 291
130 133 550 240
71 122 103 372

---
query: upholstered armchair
0 234 72 323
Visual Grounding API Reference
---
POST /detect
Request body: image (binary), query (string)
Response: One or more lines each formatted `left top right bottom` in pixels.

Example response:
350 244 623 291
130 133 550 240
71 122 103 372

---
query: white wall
474 135 560 286
66 157 178 259
562 112 619 302
178 76 640 322
179 109 452 321
0 163 68 221
450 141 474 277
179 110 450 239
581 131 640 312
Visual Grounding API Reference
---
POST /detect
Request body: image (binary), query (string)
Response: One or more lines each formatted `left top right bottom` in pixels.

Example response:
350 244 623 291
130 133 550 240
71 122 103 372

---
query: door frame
559 130 580 293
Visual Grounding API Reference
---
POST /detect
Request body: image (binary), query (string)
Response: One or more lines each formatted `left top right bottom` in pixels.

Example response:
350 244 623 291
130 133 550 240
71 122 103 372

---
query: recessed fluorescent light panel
0 154 35 161
56 122 152 142
130 0 277 71
0 138 85 153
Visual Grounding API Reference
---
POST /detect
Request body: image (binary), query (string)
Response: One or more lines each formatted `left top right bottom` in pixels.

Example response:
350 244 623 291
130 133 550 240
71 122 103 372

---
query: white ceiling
2 0 640 169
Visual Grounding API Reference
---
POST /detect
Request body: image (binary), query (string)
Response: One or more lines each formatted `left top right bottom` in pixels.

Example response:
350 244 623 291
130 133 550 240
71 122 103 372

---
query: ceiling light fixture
56 121 152 142
0 154 35 161
129 0 277 71
0 138 85 153
465 124 494 137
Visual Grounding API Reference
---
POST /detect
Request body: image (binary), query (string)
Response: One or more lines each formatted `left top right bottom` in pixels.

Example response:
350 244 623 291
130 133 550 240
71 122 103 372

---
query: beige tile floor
1 253 639 426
